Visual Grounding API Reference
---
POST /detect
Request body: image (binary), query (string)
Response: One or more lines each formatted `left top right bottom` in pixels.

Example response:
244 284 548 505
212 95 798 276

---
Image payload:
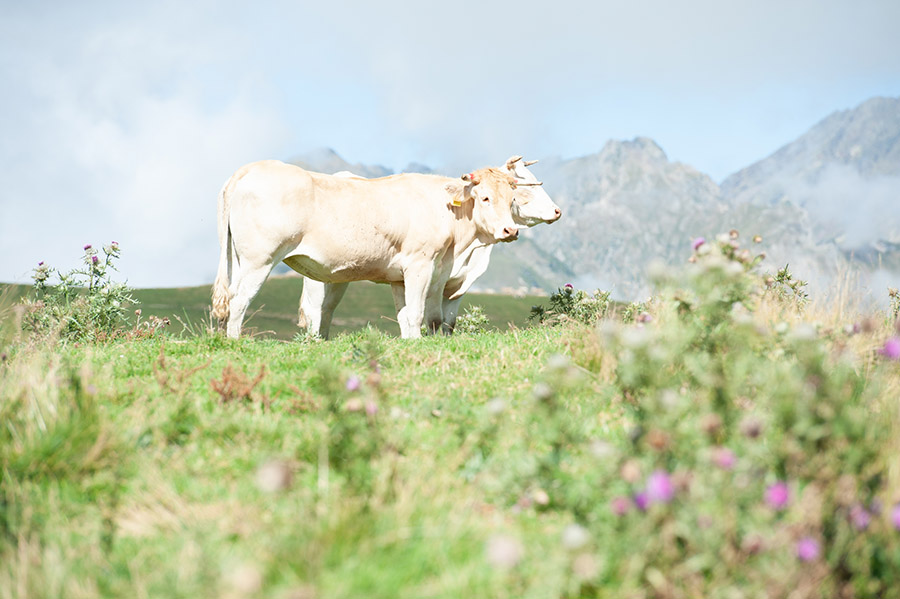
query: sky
1 0 899 288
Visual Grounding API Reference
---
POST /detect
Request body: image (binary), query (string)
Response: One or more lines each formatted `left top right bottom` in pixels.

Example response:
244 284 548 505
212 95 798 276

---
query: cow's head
446 167 520 243
504 155 562 226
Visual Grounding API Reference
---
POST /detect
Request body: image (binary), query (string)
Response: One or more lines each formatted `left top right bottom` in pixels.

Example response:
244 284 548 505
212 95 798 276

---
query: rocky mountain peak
598 136 669 164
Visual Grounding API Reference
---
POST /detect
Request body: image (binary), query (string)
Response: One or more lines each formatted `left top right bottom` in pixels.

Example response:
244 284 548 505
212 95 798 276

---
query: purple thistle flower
83 244 92 250
796 537 820 561
712 447 736 470
765 481 790 510
633 492 649 512
610 496 630 517
878 338 900 361
91 255 99 265
849 504 871 531
691 237 706 251
345 375 361 392
891 504 900 531
645 470 674 504
38 261 44 266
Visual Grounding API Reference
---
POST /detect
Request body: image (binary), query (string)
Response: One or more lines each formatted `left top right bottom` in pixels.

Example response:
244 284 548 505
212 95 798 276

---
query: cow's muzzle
501 226 519 242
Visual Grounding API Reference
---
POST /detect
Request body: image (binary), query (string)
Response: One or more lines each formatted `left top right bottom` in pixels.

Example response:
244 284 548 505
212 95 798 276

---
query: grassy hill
3 236 900 597
4 277 547 339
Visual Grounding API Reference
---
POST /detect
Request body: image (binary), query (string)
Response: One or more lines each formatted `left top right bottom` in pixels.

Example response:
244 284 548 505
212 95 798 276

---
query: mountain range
287 96 900 301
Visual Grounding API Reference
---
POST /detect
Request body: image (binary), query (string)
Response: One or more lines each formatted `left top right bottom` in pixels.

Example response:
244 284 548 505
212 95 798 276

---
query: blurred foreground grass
3 236 900 598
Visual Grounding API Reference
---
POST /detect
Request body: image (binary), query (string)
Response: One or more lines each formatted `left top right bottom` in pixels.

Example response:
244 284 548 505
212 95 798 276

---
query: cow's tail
211 176 234 324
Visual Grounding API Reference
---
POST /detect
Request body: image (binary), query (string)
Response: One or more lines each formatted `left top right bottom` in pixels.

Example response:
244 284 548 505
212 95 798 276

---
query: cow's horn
515 181 543 186
505 155 523 169
523 159 539 167
461 172 480 184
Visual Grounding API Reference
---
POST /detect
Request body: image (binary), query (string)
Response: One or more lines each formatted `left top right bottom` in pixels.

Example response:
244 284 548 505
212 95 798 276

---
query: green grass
133 277 545 339
4 237 900 598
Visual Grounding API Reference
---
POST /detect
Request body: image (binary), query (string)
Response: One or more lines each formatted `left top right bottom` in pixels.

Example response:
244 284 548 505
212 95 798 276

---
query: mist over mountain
288 96 900 300
289 148 393 179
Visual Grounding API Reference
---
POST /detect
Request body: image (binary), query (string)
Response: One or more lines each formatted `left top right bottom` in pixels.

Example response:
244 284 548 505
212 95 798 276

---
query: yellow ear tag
452 198 462 207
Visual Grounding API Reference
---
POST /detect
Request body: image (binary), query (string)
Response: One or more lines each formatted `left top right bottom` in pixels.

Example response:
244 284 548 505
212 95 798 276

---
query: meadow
2 236 900 598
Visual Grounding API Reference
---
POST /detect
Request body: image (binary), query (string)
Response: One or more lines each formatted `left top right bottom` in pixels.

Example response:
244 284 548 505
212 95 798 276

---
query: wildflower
712 447 736 470
564 283 574 292
633 492 649 512
572 553 598 580
343 398 363 412
765 481 790 510
486 534 523 570
691 237 706 251
849 504 871 531
531 488 550 506
255 459 292 493
561 524 590 550
345 375 361 392
740 416 763 439
620 459 641 484
646 470 674 504
486 398 506 415
878 338 900 361
752 235 762 243
610 496 630 516
796 537 820 561
700 413 723 436
729 229 739 239
646 428 670 451
892 504 900 530
532 382 554 402
365 400 378 417
741 534 764 555
38 261 44 266
91 255 99 265
83 244 92 250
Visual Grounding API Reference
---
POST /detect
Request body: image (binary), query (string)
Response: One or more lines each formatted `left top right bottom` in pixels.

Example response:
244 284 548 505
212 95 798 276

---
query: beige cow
211 160 521 338
299 156 561 337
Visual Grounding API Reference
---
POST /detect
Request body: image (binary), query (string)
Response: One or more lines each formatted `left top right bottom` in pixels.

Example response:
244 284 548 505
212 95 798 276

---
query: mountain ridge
290 96 900 299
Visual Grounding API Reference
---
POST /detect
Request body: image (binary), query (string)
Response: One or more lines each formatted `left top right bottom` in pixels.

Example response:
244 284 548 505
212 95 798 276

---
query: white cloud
1 0 899 287
0 1 288 287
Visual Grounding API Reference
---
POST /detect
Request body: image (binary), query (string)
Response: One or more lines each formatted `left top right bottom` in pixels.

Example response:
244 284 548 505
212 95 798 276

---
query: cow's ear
444 181 472 207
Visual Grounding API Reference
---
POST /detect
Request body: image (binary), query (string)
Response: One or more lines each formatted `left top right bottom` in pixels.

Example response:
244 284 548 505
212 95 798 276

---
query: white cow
211 160 522 339
298 156 561 338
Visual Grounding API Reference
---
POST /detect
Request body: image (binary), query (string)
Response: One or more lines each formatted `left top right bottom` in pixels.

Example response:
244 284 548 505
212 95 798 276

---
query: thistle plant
23 242 136 341
530 284 611 325
455 304 491 335
889 287 900 322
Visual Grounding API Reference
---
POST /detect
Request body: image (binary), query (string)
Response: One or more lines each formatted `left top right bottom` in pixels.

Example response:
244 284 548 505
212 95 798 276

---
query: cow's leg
299 279 350 339
297 277 323 335
318 282 349 339
391 283 409 338
226 263 273 339
441 297 463 335
401 267 431 339
423 280 445 335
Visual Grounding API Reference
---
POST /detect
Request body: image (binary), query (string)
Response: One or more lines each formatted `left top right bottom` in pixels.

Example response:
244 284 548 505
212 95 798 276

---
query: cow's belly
282 253 404 284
